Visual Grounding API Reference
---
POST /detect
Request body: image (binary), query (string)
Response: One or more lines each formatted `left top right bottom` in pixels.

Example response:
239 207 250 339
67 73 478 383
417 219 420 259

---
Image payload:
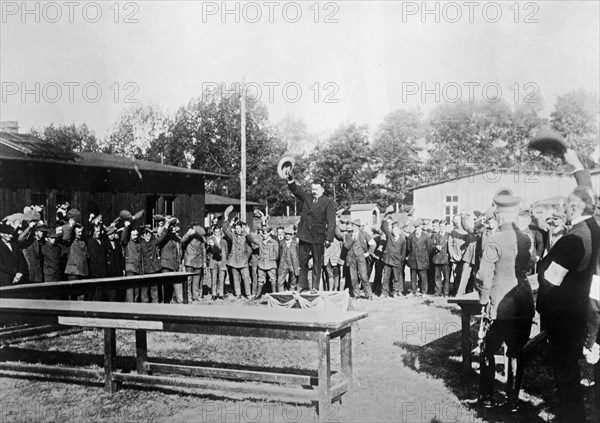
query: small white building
349 203 380 227
411 168 600 224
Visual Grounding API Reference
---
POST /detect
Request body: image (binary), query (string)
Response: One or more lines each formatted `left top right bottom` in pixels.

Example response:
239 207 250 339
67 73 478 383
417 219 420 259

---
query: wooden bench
0 298 367 420
447 275 544 374
0 272 194 302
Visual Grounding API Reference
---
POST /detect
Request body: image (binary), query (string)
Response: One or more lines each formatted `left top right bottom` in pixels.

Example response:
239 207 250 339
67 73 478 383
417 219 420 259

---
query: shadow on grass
392 325 584 423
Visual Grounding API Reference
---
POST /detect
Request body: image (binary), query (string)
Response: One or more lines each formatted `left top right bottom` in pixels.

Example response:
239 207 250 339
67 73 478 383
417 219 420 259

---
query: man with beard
0 222 28 286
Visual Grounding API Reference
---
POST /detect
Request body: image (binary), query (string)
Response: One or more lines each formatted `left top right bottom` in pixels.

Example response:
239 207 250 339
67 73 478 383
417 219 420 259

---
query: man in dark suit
406 218 434 296
537 157 600 422
285 173 336 293
0 222 28 287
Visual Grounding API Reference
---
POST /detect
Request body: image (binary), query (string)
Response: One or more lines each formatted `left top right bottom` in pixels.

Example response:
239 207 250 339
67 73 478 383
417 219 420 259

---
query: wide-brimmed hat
0 222 14 235
529 127 568 157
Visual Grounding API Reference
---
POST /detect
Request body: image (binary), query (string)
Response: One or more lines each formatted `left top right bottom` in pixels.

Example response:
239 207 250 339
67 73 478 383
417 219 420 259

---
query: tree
154 93 291 215
372 108 426 206
102 104 170 159
276 114 319 154
309 124 377 208
30 123 100 152
550 88 599 169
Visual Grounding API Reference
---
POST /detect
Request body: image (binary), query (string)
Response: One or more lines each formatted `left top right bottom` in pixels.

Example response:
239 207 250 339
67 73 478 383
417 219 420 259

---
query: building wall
413 170 584 221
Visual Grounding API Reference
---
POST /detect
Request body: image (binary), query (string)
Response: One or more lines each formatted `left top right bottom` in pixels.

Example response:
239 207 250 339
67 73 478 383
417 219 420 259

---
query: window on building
372 210 378 225
164 196 176 216
445 195 459 225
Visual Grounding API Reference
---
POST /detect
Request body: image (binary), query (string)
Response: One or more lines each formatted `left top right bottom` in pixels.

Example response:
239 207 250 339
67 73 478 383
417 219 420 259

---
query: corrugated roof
0 132 77 161
205 193 260 206
349 203 379 211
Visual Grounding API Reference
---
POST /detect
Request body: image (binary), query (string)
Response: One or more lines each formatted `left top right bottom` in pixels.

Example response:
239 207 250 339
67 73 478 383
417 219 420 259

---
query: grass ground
0 295 597 422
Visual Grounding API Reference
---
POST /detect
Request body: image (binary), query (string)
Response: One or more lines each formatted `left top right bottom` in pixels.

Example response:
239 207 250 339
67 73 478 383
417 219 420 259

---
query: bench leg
461 308 472 374
136 329 148 375
317 331 331 422
104 328 117 393
340 327 352 390
183 280 189 304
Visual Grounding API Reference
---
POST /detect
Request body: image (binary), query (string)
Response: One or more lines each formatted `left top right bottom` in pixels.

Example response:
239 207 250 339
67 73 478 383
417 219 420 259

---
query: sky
1 1 599 142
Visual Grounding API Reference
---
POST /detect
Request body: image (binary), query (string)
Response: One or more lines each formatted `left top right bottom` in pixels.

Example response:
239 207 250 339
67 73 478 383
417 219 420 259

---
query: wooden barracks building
0 126 227 227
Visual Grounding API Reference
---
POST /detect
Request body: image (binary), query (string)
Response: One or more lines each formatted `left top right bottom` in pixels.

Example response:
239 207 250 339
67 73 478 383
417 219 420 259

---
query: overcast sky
1 1 598 140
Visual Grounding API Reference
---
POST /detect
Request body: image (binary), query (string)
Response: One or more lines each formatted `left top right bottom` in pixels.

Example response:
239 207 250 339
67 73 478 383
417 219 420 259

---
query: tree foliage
30 122 99 152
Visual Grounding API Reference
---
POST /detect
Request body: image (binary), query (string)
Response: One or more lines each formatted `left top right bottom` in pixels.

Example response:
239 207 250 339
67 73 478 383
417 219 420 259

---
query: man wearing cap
344 219 376 299
476 194 534 411
406 218 434 296
537 183 600 422
247 226 279 298
284 172 336 293
42 229 64 282
64 223 89 292
140 225 168 303
121 220 143 302
323 227 342 291
0 222 28 286
19 221 48 283
181 223 207 302
207 226 228 300
104 226 125 300
380 215 407 298
277 226 300 291
159 218 182 303
431 221 451 297
222 209 253 298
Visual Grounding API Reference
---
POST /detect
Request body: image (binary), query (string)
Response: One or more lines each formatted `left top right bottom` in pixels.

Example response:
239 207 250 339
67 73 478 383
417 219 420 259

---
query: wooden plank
112 372 318 402
104 328 117 393
59 316 163 331
0 272 195 299
146 362 317 386
330 381 349 402
460 309 471 373
162 323 318 341
340 327 353 389
317 331 331 422
0 362 104 380
136 330 148 375
0 299 368 331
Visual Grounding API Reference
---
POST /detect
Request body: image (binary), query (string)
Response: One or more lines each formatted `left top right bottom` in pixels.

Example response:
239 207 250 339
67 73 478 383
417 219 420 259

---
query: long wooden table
0 298 367 420
447 275 539 373
0 272 194 301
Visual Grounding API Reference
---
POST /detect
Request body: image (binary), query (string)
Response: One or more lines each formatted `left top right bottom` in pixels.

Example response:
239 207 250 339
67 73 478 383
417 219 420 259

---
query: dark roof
0 132 77 161
408 167 597 191
0 132 227 179
205 194 260 206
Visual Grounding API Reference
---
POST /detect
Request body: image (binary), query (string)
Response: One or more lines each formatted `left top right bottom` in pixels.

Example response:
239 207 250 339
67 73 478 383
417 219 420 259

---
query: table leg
461 308 471 373
340 327 352 389
136 329 148 375
183 280 189 304
104 328 117 393
317 331 331 422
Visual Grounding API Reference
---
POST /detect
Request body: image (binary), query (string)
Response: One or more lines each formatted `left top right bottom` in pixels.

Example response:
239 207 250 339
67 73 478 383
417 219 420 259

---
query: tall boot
479 350 496 407
506 357 523 412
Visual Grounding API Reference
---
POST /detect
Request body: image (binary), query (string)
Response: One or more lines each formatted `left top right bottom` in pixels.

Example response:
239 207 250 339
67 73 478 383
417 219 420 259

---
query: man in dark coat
406 218 434 296
343 219 376 299
0 222 28 287
19 221 47 283
380 215 406 298
537 184 600 423
285 173 336 293
105 226 125 301
432 223 451 296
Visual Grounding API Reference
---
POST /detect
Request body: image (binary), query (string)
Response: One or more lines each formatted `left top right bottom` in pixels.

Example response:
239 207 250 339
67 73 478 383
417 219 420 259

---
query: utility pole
240 77 247 222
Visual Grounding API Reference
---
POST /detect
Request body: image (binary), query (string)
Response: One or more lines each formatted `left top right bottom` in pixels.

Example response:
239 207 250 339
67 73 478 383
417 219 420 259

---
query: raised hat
105 226 118 236
493 194 522 213
529 127 568 157
34 223 49 232
66 208 82 221
352 218 362 226
153 214 165 222
494 187 513 197
23 207 41 222
47 228 61 238
277 156 295 179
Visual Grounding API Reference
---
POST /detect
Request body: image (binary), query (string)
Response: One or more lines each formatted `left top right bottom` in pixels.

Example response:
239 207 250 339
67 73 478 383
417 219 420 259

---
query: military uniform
476 195 534 410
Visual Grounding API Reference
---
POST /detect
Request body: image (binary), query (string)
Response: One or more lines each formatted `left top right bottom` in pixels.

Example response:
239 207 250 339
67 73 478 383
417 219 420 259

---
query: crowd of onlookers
0 195 580 303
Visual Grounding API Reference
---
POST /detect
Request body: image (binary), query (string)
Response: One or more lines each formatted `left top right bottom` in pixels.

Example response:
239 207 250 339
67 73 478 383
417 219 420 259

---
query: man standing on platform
284 172 336 293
